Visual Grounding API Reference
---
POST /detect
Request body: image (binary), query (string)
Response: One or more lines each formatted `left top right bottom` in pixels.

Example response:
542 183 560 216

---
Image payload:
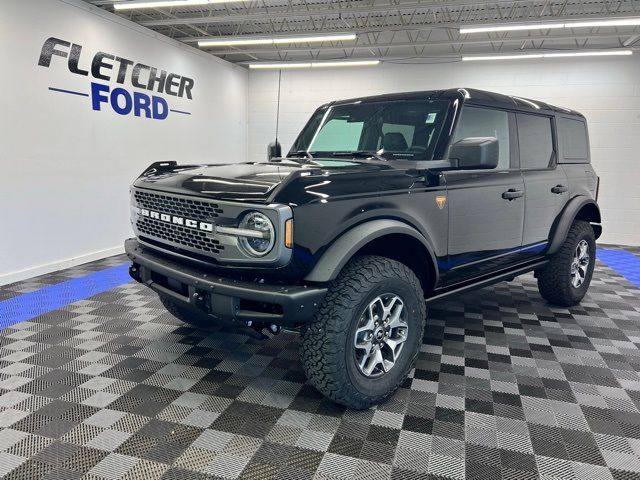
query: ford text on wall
39 38 195 120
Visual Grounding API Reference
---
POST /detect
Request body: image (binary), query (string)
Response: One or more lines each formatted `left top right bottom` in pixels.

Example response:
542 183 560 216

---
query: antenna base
268 141 282 160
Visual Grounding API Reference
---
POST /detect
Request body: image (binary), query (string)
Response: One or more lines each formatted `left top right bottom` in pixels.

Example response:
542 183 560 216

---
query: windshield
289 99 450 161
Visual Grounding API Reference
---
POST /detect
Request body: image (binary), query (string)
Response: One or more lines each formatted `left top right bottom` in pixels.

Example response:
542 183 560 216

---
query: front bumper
125 238 326 327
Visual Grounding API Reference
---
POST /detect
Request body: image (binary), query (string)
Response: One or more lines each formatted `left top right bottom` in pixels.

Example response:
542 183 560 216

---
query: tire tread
300 255 426 409
537 220 595 307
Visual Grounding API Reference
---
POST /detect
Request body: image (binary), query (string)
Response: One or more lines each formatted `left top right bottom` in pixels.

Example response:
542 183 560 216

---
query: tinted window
380 123 415 151
517 114 554 169
310 118 363 151
452 106 510 169
558 117 588 160
291 99 450 160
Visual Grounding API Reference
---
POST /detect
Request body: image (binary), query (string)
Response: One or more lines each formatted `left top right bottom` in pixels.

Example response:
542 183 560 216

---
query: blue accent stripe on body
597 248 640 289
0 263 131 329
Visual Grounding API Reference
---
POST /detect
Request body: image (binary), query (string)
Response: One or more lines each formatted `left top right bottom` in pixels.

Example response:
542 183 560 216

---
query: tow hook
244 321 281 339
269 324 281 334
129 264 141 281
193 291 207 310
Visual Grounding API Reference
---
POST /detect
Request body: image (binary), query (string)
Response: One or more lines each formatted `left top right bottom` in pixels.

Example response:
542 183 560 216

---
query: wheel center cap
374 328 385 341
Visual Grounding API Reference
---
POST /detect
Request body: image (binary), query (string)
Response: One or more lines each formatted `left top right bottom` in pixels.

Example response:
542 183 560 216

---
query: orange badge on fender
436 195 447 210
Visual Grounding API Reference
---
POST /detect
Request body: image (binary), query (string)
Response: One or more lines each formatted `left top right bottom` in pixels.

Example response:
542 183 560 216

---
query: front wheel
537 220 596 307
299 255 426 409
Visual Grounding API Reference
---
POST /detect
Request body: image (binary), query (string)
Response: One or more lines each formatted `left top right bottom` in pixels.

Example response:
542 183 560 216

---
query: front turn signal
285 218 293 249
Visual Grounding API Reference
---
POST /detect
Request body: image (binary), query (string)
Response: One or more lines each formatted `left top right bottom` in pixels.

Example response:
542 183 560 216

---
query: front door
442 106 525 285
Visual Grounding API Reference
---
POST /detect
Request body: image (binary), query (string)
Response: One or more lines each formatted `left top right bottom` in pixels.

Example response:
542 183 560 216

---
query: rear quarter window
558 117 589 163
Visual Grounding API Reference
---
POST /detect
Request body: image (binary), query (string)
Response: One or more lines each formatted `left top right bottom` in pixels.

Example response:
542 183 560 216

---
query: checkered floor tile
0 248 639 479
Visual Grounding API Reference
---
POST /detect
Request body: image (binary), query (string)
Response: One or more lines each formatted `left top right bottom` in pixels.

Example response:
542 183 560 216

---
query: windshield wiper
332 151 387 162
287 150 314 159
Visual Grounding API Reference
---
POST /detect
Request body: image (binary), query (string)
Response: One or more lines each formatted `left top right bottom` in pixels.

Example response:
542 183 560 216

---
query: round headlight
238 211 275 257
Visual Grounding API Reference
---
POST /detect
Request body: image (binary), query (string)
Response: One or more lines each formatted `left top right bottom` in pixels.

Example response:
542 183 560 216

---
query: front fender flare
303 219 438 284
548 196 601 254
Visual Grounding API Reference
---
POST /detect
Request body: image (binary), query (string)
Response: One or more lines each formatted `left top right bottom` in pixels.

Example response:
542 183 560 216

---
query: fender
304 219 439 283
548 196 602 255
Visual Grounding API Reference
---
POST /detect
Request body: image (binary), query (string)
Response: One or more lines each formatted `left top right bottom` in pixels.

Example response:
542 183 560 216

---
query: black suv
125 88 601 409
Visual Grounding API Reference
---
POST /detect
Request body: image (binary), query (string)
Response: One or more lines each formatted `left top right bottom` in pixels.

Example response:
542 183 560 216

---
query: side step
426 259 548 304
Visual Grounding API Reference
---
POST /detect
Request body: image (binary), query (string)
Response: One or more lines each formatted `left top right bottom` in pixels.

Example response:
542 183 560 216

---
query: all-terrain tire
159 294 210 327
299 255 426 409
537 220 596 307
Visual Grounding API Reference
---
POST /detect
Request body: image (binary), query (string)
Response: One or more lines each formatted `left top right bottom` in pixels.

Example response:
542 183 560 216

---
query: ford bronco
125 88 601 409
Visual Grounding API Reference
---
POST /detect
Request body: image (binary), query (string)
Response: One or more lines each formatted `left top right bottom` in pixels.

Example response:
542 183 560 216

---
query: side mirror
448 137 499 170
267 141 282 161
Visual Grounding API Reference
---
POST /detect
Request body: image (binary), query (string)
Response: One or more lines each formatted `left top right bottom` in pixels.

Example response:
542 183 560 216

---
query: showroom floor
0 248 639 480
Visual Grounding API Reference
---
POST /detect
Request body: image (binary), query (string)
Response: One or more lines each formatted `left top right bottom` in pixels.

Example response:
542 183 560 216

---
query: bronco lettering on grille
140 208 214 232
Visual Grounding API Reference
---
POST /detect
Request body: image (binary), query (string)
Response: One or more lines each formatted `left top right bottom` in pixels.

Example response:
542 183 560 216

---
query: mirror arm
407 159 459 173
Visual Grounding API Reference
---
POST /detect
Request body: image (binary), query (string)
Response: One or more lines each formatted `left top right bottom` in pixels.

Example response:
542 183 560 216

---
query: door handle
551 184 568 194
502 189 524 200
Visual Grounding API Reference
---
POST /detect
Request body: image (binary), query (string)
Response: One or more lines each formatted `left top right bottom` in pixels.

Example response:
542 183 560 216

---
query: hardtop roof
324 88 584 118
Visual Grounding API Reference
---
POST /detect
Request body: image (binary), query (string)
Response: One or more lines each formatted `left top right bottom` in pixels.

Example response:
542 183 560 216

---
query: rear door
517 113 568 254
442 106 525 285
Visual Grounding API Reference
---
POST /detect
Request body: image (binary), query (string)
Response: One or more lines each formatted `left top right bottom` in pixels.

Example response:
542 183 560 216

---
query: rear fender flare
548 196 601 254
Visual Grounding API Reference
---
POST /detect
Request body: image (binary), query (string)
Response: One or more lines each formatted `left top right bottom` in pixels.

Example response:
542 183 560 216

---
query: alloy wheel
570 239 590 288
353 294 409 378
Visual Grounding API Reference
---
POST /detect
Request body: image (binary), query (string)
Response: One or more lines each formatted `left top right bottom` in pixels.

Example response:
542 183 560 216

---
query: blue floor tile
0 263 131 329
598 248 640 289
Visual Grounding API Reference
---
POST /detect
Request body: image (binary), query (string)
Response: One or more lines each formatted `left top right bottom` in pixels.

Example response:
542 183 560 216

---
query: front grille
134 190 225 256
134 190 224 222
137 218 223 254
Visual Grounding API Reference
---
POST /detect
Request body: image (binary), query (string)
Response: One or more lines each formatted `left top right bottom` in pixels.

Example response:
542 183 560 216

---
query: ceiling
86 0 640 65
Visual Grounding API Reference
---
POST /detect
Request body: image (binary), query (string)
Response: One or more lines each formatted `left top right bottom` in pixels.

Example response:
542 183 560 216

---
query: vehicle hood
133 159 407 203
134 161 310 202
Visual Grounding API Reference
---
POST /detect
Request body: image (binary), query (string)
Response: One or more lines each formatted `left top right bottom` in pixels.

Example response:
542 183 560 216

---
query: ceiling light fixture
310 60 380 68
199 33 357 48
461 23 565 34
567 18 640 28
542 50 634 57
460 17 640 34
114 0 243 10
249 62 312 69
248 59 380 69
462 50 633 61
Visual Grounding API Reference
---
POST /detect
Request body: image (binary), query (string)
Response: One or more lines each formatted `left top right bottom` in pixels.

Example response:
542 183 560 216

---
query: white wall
0 0 248 284
249 58 640 246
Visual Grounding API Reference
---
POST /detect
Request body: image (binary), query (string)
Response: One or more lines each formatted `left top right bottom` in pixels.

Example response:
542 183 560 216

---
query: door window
517 114 554 169
452 106 510 169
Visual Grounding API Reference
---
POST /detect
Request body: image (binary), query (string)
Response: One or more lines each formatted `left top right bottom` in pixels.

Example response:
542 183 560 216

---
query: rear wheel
299 255 426 409
159 294 210 327
537 220 596 307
